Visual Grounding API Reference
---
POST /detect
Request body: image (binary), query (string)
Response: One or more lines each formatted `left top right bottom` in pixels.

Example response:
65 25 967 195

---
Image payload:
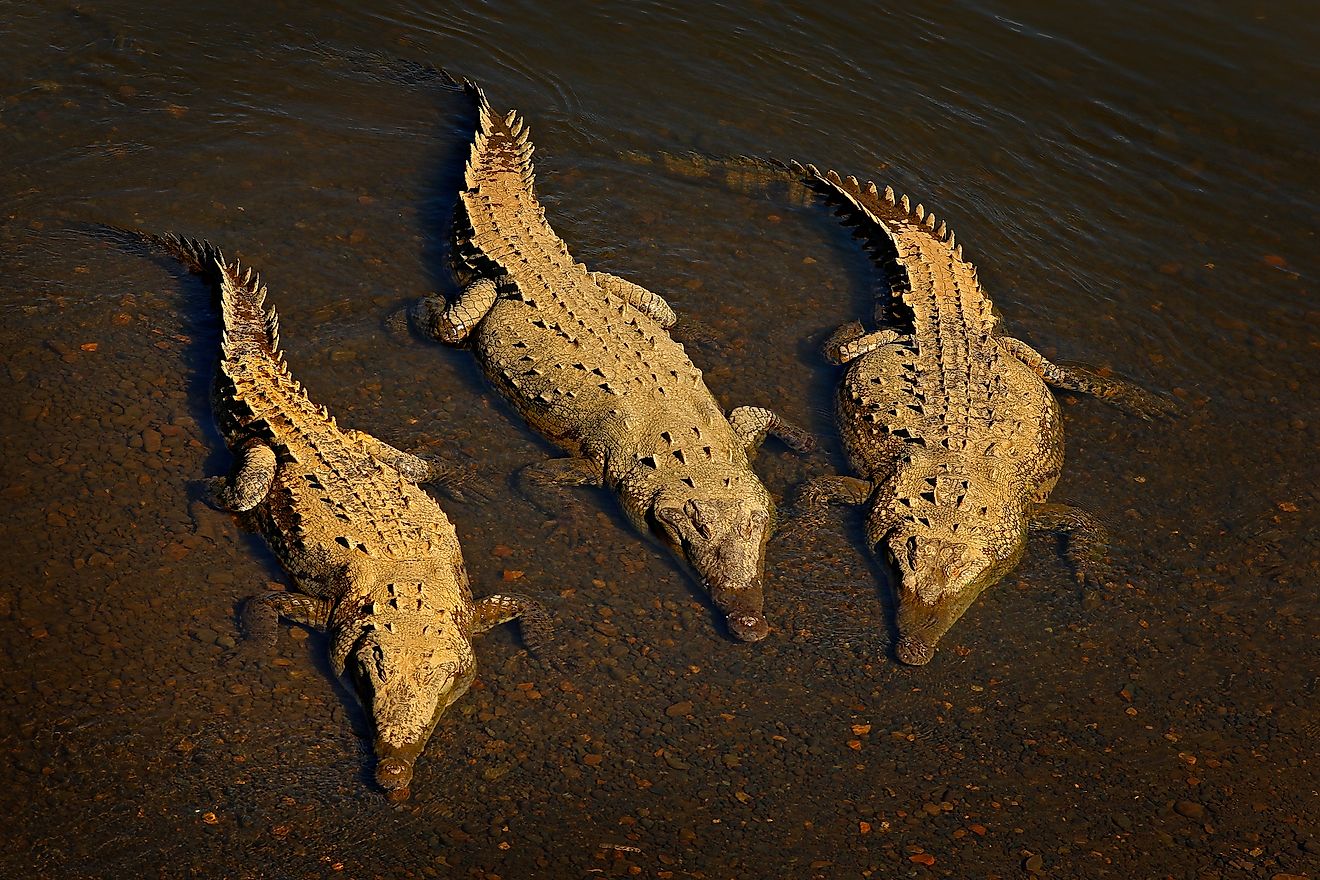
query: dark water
3 2 1317 877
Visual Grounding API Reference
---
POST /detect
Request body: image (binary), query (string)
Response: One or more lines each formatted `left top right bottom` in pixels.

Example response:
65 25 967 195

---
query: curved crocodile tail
457 78 536 194
130 231 282 362
790 162 983 331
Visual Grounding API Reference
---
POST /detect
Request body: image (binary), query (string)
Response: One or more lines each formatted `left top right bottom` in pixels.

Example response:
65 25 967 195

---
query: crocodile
140 233 550 799
413 75 814 641
788 163 1173 665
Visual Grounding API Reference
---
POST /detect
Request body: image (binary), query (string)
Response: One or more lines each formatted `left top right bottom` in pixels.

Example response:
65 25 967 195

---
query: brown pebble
1174 800 1205 820
665 700 694 718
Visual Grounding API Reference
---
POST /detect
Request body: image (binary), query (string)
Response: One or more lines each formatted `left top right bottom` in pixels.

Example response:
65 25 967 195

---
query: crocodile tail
138 232 282 361
793 162 982 331
459 78 536 195
620 151 815 205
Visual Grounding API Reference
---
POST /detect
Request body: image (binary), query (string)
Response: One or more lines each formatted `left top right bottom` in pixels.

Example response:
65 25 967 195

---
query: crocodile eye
649 507 685 547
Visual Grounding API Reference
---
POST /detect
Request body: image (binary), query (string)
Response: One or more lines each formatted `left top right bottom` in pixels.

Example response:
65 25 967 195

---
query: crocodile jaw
883 531 998 665
711 574 770 642
349 628 475 800
653 494 774 642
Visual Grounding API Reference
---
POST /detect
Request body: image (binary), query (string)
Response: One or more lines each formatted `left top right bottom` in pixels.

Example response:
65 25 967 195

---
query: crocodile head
344 621 476 801
650 487 774 642
881 528 999 665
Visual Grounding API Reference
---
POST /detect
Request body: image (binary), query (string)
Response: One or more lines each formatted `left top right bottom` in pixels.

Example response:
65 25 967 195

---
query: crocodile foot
1054 362 1182 421
421 456 495 504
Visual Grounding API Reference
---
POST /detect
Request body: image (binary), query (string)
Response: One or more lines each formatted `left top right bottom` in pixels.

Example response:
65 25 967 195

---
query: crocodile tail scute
140 231 280 361
214 253 281 361
462 84 536 193
793 162 983 330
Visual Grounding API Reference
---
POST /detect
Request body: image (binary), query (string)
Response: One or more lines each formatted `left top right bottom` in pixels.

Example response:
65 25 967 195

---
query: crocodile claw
426 459 495 504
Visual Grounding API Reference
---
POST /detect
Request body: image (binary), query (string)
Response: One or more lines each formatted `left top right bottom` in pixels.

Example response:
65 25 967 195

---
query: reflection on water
2 2 1317 877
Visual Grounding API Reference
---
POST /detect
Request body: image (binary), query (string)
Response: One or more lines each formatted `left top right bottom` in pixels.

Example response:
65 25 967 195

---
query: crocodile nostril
896 635 935 666
727 613 769 642
375 757 414 794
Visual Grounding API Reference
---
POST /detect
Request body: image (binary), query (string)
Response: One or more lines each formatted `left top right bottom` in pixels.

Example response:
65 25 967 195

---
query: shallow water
2 2 1317 878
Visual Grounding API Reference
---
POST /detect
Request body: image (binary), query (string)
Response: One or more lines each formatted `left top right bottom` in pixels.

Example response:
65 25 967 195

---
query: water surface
2 2 1317 877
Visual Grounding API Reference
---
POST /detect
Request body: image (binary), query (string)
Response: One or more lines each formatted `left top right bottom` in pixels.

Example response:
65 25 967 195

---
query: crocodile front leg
516 457 604 540
997 336 1177 420
415 277 500 344
1029 502 1111 589
590 270 677 328
729 406 816 455
239 590 334 650
205 439 277 512
823 321 904 365
469 593 555 657
348 430 487 502
516 457 602 502
778 475 874 542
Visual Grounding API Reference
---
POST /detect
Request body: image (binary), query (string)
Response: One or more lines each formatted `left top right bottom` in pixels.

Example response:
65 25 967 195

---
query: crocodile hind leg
470 593 556 657
997 336 1177 420
348 430 489 502
823 321 904 365
205 439 277 512
237 591 333 651
589 271 677 328
415 277 499 344
1029 502 1111 589
729 406 816 455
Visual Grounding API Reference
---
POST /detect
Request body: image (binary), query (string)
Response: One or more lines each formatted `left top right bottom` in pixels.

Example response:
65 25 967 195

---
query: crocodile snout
726 611 769 642
896 634 935 666
375 756 414 800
